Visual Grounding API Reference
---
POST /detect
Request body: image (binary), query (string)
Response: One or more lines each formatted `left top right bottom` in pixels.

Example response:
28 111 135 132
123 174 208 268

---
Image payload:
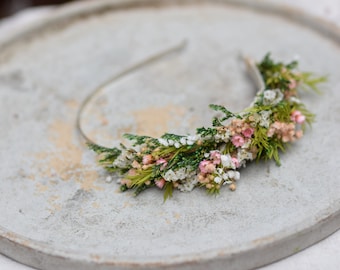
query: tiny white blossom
222 173 229 180
177 176 198 192
227 170 235 179
259 110 272 128
106 176 113 183
289 96 301 104
164 170 176 181
180 137 186 145
176 167 187 180
158 138 168 146
215 134 222 140
187 140 194 145
214 176 222 184
241 139 251 149
223 179 233 185
187 135 197 141
263 90 276 101
237 149 253 162
221 154 235 169
174 142 180 148
263 89 284 105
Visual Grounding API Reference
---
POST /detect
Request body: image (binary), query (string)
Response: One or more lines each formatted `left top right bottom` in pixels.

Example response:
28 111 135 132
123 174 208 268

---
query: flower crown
88 54 325 200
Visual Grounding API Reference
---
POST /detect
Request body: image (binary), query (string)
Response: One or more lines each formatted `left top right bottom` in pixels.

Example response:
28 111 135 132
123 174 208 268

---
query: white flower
225 170 241 181
158 138 168 146
105 176 113 183
214 176 222 184
263 89 284 105
163 167 193 182
223 179 233 185
259 110 272 128
186 140 194 145
214 134 222 140
227 170 235 179
177 173 198 192
174 142 181 148
221 154 236 169
180 137 186 145
251 112 261 123
241 139 251 149
263 90 276 101
164 170 177 181
187 135 198 141
289 96 301 104
237 149 253 162
112 156 128 167
176 167 187 180
217 168 224 174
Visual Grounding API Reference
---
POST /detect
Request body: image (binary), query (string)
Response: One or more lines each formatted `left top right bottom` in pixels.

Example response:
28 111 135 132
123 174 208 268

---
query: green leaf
123 133 159 146
196 127 217 137
88 143 122 164
161 133 184 141
209 104 236 120
163 182 173 201
300 72 327 94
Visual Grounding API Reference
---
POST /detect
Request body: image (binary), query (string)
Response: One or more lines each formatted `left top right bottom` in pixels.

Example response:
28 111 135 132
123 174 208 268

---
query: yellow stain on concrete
131 104 186 137
33 118 102 191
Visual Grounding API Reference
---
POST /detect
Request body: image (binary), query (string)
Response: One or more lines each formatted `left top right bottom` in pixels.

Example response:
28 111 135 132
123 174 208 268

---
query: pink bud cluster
198 151 221 186
121 154 169 189
229 119 254 147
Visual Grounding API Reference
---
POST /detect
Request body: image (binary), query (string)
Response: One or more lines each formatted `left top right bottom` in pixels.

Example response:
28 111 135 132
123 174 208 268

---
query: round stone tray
0 1 339 269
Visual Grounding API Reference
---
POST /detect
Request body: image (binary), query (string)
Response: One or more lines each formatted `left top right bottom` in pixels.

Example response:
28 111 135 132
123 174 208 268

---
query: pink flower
155 178 166 189
199 160 216 174
295 130 303 139
232 157 240 168
231 135 245 147
156 158 167 170
288 79 297 89
242 127 254 138
142 154 153 165
290 110 305 124
210 150 221 164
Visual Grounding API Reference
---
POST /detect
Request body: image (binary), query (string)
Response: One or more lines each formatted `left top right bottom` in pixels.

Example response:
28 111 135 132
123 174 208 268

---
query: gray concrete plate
0 0 339 269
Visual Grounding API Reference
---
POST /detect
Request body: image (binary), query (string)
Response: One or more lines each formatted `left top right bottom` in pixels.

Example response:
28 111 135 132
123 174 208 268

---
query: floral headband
80 44 325 200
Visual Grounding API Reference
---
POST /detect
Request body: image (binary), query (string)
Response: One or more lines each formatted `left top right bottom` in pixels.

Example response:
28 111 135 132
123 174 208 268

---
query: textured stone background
0 0 339 269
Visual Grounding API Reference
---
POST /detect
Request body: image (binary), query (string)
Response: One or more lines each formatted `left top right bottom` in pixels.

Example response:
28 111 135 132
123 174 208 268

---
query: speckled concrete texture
0 1 339 269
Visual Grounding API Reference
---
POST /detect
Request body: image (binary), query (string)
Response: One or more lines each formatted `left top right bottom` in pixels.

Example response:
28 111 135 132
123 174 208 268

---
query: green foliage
209 104 237 121
196 127 217 138
123 133 159 146
273 101 291 122
128 167 154 186
167 145 207 171
163 182 173 201
209 104 242 127
88 53 326 199
161 133 184 141
300 72 327 94
134 184 148 196
257 53 296 90
87 143 121 164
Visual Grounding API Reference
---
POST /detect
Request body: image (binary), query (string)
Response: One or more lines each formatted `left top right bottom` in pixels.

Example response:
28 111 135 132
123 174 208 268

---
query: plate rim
0 0 339 269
